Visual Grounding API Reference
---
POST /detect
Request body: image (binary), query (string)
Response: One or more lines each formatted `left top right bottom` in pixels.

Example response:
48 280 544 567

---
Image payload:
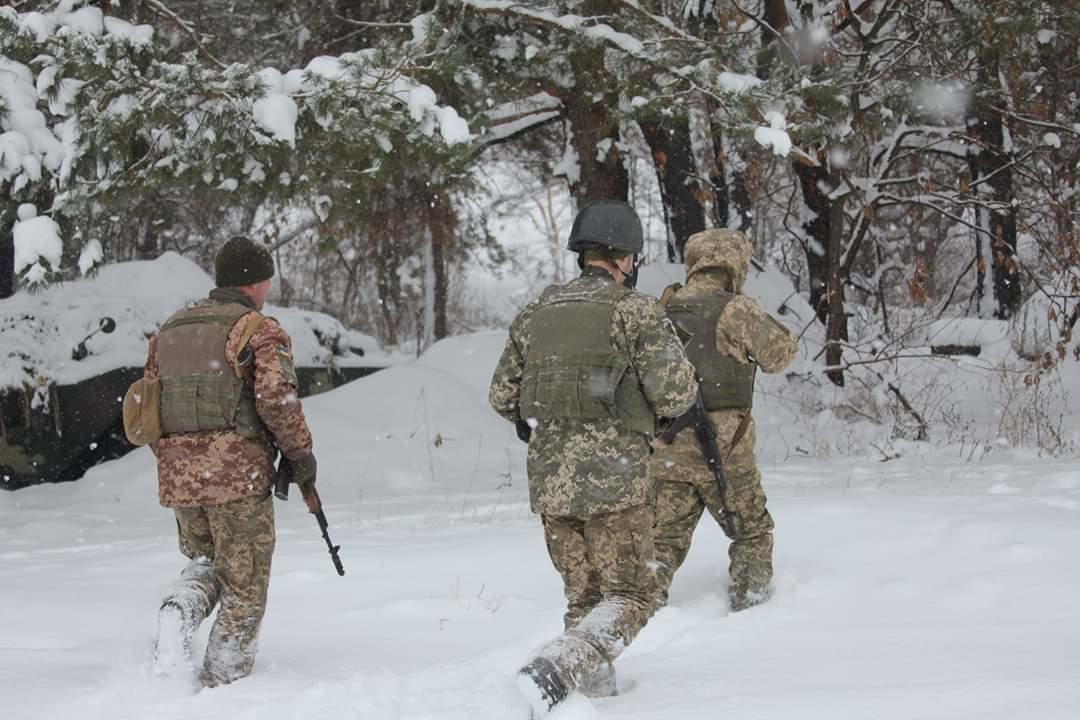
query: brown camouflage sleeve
715 296 798 373
615 293 698 418
234 315 313 460
488 312 530 423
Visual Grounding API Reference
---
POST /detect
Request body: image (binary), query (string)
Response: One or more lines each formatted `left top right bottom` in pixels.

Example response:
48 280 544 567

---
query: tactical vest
518 280 655 436
666 293 756 410
156 302 266 440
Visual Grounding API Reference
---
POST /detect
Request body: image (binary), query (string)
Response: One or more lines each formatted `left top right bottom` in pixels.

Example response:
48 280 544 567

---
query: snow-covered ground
2 331 1079 720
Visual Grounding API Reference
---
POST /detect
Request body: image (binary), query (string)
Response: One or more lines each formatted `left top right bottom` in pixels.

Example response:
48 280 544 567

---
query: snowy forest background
4 0 1080 454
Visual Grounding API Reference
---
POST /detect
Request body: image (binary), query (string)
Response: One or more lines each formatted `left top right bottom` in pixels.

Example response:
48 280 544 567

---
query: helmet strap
622 254 640 289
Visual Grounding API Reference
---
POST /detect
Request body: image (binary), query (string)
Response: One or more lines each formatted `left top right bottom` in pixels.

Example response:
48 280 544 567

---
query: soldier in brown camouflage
489 200 698 716
651 229 798 613
144 236 316 687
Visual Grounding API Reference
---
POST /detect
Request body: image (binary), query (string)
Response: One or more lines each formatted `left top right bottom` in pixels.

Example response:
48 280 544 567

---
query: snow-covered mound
414 330 510 393
303 360 521 504
45 331 523 514
0 252 395 390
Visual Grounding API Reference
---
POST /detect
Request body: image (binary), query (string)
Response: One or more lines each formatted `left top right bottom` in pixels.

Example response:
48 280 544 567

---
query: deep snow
2 330 1079 720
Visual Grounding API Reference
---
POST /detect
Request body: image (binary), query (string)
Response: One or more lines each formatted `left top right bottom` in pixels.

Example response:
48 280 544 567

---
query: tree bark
427 191 453 341
562 4 629 206
825 198 848 387
0 212 13 299
639 116 706 261
793 160 833 323
967 43 1020 318
707 111 753 233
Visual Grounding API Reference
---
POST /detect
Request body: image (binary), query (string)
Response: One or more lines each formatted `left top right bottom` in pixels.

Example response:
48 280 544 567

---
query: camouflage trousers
165 492 276 686
650 411 774 612
528 504 656 692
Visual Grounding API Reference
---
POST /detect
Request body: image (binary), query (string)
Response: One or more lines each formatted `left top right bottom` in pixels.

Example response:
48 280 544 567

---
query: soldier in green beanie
144 236 317 687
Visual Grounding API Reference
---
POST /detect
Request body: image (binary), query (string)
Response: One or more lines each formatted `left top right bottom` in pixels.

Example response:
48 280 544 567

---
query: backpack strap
231 314 266 378
659 282 682 308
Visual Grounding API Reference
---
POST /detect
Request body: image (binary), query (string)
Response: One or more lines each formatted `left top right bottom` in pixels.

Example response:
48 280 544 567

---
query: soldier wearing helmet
651 229 797 612
489 200 698 716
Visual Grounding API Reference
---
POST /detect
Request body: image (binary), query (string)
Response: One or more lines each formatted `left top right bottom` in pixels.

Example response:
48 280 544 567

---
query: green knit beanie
215 236 275 287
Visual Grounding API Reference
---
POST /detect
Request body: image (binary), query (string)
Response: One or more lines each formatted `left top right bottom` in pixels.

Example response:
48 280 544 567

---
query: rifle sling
660 406 750 461
726 411 752 462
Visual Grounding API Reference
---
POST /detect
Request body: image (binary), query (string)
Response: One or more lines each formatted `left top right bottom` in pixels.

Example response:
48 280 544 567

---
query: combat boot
577 660 617 698
152 600 198 676
517 656 569 717
153 558 217 676
729 583 771 612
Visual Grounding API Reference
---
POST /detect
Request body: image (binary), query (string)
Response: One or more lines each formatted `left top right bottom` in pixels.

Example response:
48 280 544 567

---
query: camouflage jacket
662 272 797 449
490 269 698 518
144 288 313 508
673 273 798 376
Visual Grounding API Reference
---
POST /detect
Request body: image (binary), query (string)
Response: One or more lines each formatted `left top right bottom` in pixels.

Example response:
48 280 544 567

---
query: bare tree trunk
967 45 1020 318
563 90 629 205
562 3 629 206
640 116 706 260
825 199 848 387
428 192 453 341
375 240 400 348
794 160 832 323
0 212 14 299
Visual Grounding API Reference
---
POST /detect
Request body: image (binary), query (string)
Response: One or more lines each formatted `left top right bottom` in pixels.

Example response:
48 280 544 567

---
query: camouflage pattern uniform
490 266 697 698
144 286 313 686
650 230 797 612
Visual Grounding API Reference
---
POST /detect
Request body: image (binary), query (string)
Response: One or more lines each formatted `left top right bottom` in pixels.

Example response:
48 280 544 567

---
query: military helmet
683 229 753 292
567 200 644 254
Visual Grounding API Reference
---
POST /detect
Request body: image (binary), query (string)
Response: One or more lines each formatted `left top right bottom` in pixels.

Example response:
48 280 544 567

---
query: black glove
275 454 317 499
288 453 317 487
515 419 533 444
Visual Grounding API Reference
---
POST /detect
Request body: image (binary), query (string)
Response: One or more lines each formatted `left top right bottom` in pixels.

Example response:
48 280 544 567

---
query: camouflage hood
683 229 752 292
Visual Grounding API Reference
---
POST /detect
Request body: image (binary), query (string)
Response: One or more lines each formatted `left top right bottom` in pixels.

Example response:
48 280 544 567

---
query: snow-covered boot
729 583 771 612
153 558 216 676
517 656 569 718
152 600 198 676
577 660 617 698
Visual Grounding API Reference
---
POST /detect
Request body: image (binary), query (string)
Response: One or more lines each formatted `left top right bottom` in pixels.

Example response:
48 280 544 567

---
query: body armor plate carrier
156 302 266 439
666 293 756 410
518 282 655 436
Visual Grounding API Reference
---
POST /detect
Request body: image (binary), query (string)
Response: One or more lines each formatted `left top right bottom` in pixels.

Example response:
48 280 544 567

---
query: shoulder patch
276 345 298 387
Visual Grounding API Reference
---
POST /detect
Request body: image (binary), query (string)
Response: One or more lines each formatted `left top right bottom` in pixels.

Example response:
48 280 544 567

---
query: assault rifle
274 468 346 577
659 387 737 536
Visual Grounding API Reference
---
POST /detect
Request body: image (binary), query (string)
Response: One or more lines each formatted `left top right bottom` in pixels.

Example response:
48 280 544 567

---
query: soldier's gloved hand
288 453 317 488
515 419 533 444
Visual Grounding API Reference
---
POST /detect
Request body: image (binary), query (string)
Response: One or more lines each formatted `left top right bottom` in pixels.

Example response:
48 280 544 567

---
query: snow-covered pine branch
0 4 472 291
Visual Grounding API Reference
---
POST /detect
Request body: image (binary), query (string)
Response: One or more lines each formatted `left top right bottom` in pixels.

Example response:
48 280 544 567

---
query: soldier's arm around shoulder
245 315 313 460
717 296 798 374
617 293 698 418
488 309 530 423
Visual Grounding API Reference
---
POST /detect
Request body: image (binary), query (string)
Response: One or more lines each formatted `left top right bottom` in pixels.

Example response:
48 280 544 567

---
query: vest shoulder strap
231 314 266 378
659 282 682 308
